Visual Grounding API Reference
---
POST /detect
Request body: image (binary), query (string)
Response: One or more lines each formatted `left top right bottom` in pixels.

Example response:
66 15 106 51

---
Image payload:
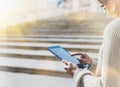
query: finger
74 53 89 59
71 53 86 57
64 67 68 71
65 62 73 72
65 68 72 74
69 62 72 67
65 67 71 73
64 66 71 73
62 60 68 65
77 56 86 61
67 62 72 70
64 63 71 70
80 53 89 58
77 57 85 61
64 64 68 70
63 62 73 74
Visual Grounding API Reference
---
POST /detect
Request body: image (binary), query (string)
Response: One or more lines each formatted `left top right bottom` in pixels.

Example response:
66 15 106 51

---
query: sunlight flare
0 0 18 28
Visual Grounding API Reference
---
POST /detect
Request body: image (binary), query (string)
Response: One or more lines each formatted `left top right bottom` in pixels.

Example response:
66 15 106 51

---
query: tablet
47 46 89 69
47 46 79 64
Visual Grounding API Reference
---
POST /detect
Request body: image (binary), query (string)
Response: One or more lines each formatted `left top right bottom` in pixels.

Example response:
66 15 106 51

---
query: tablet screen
47 46 79 64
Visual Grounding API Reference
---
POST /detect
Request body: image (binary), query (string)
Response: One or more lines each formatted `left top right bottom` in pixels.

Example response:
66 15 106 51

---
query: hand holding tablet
47 46 89 69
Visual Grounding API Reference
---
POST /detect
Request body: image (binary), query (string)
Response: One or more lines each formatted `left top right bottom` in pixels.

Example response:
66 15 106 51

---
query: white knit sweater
73 18 120 87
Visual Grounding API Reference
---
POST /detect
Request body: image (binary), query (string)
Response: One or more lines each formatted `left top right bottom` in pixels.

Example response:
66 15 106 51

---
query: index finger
71 53 85 56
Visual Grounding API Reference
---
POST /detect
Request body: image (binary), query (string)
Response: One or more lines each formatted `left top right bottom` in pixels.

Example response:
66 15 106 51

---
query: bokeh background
0 0 114 87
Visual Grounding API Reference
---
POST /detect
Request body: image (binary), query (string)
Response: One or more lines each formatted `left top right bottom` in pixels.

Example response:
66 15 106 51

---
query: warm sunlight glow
0 0 16 15
0 0 28 39
0 0 18 28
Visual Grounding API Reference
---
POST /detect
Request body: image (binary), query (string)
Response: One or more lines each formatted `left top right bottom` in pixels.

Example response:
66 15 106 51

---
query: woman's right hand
62 53 92 76
72 53 92 67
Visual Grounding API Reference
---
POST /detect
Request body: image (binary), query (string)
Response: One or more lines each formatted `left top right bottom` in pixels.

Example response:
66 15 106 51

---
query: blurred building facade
56 0 105 12
3 0 105 28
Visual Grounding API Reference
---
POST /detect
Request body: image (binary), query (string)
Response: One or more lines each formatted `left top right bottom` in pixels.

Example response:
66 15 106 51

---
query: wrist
88 58 92 66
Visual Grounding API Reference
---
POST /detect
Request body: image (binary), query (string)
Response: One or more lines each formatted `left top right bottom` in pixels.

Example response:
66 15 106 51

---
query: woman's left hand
62 60 78 76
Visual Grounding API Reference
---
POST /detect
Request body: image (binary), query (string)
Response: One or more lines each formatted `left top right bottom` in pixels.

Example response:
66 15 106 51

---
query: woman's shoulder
107 18 120 28
104 18 120 35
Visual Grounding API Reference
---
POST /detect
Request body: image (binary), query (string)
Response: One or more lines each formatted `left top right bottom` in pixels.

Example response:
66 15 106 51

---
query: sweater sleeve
73 69 103 87
88 44 103 74
88 58 97 74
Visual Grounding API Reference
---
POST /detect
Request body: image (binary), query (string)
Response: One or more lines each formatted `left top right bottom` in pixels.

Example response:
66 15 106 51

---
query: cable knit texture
73 18 120 87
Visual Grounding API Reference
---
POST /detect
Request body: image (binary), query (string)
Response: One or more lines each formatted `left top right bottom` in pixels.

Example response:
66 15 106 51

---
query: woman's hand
62 53 92 76
62 60 78 76
72 53 92 66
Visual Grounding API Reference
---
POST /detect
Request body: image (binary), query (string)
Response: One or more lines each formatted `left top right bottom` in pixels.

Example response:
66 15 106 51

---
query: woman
62 0 120 87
